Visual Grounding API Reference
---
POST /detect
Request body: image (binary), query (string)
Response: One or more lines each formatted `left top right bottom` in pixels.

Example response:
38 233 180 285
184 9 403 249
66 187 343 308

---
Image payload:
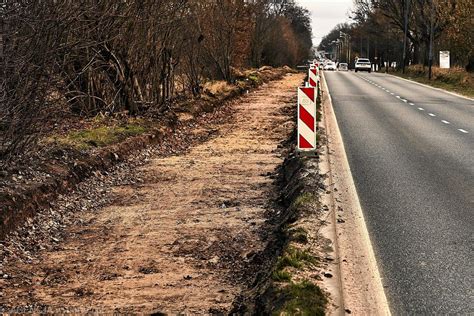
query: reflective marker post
297 86 317 156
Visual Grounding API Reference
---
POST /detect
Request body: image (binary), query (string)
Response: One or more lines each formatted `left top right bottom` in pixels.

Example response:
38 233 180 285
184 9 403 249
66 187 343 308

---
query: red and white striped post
308 66 319 88
297 87 317 154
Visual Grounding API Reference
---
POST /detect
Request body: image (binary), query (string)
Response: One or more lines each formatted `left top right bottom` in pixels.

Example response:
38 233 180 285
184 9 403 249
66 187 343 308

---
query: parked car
355 58 372 72
338 63 348 71
324 62 337 71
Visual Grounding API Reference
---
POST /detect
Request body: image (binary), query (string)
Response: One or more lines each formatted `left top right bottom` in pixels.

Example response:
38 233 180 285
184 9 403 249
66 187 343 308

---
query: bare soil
0 73 304 314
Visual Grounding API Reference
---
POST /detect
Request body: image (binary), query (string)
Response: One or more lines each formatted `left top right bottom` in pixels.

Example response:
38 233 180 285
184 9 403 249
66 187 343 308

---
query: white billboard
440 51 450 69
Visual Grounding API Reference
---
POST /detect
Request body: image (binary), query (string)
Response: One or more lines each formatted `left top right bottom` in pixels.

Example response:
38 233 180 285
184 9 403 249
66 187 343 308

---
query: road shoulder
320 71 391 315
386 73 474 101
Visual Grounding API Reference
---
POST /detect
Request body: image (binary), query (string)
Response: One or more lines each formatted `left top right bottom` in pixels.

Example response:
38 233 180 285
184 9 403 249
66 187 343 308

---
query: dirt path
1 73 304 314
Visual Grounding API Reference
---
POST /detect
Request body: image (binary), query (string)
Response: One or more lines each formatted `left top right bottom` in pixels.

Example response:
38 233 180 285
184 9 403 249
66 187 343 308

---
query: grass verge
275 246 317 272
289 227 309 244
291 192 315 211
51 122 149 150
390 66 474 98
276 280 328 316
270 191 327 314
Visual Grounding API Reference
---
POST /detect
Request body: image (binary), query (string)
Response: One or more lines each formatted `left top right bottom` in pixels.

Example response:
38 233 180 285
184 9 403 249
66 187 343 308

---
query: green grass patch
272 269 292 282
291 192 315 211
289 227 309 244
275 281 328 316
54 123 148 150
248 74 261 85
276 247 317 271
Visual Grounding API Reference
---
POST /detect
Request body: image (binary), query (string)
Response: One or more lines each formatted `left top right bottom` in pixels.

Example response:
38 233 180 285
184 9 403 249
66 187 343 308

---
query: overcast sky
296 0 354 47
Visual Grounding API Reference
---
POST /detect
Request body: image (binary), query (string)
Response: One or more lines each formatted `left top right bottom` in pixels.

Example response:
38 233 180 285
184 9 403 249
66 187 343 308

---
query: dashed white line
356 76 469 136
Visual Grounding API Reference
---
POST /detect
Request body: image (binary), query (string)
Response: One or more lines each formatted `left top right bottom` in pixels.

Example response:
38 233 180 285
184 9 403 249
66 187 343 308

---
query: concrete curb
320 71 391 315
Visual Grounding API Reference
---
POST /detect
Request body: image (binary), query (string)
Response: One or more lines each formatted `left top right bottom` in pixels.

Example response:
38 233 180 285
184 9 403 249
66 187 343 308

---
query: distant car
355 58 372 72
324 62 337 71
338 63 348 71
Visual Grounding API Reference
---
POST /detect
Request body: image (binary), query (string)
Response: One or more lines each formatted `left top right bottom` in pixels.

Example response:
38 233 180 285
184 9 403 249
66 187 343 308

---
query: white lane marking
418 107 425 111
441 120 450 124
428 113 436 117
389 73 474 102
458 129 469 134
409 102 415 106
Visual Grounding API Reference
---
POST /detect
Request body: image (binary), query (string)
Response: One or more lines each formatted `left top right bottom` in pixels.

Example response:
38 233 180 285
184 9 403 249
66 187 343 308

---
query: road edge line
320 71 391 315
385 73 474 102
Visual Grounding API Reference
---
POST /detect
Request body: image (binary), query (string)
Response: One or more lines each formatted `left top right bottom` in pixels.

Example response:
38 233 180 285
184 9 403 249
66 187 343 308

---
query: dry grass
394 65 474 98
203 80 236 96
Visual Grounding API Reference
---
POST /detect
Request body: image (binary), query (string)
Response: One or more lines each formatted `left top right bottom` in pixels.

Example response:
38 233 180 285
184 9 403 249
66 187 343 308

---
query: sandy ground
0 73 304 314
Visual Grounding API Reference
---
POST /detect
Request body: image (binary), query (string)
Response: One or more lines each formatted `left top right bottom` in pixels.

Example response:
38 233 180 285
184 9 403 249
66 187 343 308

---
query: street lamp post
340 31 351 65
330 40 337 60
336 39 341 62
402 0 411 74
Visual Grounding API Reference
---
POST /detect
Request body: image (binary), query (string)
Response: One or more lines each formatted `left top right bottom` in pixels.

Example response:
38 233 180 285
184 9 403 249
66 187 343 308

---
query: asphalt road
324 71 474 315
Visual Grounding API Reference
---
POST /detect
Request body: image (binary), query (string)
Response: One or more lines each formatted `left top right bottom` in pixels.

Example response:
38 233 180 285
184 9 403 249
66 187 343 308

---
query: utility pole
402 0 411 74
340 31 350 64
348 36 351 65
367 38 370 59
347 35 351 65
428 0 434 80
338 40 342 62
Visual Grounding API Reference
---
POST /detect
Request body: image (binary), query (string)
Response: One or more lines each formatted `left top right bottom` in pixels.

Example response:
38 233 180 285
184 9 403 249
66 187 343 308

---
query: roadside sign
297 87 317 152
440 51 450 69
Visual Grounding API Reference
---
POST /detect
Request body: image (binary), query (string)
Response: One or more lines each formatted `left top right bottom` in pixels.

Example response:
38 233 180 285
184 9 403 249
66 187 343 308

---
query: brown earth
0 67 292 241
0 73 304 314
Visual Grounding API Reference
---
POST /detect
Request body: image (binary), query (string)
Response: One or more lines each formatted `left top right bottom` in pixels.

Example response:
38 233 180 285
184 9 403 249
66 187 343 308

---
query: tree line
0 0 313 159
319 0 473 71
